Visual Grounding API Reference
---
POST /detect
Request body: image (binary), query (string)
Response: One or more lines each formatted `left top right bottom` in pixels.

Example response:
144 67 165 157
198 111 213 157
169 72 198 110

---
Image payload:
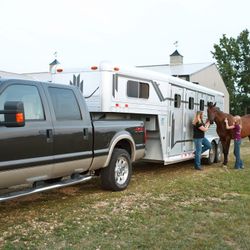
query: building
0 70 33 80
137 50 229 113
0 59 61 82
21 59 61 82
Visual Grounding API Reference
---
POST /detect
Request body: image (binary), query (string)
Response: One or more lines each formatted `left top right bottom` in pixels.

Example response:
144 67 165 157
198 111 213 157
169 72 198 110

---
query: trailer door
169 85 184 156
185 89 196 152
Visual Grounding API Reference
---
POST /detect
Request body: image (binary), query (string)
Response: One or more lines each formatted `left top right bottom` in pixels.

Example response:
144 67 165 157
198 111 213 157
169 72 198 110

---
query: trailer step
0 174 93 202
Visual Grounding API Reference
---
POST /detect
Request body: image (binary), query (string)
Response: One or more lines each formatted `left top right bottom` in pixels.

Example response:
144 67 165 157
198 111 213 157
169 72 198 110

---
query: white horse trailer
51 62 224 165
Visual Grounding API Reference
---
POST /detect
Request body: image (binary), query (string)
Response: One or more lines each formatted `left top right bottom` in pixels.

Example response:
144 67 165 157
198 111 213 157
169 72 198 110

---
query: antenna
173 41 178 48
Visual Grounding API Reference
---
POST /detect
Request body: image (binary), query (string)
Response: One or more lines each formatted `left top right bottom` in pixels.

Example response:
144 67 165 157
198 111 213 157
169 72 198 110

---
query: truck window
0 84 44 121
48 87 81 120
127 80 149 99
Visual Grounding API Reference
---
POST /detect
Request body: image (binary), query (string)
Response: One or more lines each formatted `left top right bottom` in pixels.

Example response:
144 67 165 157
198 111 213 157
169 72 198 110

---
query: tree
212 29 250 115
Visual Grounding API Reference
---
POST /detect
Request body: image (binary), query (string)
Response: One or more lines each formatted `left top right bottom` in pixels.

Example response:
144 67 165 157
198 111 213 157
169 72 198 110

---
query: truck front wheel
100 148 132 191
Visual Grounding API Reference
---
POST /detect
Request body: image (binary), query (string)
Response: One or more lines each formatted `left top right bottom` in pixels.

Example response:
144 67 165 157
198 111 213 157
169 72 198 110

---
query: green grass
0 139 250 250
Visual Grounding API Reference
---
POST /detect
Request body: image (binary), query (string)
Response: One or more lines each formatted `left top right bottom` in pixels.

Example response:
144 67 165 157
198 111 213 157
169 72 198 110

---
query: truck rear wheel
100 148 132 191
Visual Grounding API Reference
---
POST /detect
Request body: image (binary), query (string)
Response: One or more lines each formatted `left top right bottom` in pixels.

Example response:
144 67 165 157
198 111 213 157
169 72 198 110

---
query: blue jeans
194 137 211 169
234 140 243 169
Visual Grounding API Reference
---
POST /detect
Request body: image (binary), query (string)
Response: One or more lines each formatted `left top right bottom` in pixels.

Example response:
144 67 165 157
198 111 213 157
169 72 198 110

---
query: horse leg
221 139 231 166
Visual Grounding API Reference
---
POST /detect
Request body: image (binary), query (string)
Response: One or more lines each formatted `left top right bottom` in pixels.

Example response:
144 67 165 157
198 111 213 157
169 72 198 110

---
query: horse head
207 102 217 124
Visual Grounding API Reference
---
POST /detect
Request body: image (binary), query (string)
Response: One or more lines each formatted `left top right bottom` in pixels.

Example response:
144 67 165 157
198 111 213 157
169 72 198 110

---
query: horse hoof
222 165 229 172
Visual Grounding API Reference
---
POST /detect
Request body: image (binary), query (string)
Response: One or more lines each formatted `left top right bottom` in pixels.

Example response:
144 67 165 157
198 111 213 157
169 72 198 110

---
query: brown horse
207 102 250 166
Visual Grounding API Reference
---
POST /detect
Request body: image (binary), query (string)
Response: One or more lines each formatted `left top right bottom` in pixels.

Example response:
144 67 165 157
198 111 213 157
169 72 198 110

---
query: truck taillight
135 127 147 143
91 66 98 70
135 127 144 132
57 68 63 73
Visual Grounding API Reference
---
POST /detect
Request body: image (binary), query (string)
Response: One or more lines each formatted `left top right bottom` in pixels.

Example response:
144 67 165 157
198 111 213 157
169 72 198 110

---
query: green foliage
212 29 250 115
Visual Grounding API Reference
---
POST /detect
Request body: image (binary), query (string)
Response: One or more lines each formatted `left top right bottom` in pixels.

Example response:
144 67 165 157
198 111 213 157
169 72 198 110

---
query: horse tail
249 135 250 141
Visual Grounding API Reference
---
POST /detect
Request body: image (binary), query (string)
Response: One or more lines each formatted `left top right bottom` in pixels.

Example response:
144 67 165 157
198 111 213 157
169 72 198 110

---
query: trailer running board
0 174 93 202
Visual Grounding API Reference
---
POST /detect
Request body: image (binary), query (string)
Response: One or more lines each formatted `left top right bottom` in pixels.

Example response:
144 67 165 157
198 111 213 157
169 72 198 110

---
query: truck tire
203 141 216 165
100 148 132 191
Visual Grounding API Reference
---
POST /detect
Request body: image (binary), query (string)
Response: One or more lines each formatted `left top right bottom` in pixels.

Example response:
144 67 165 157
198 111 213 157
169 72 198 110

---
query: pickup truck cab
0 79 145 201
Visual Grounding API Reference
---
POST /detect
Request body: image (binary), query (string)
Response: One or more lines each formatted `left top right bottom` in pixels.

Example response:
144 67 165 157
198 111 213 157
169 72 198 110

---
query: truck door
46 85 93 176
169 85 184 156
0 81 54 172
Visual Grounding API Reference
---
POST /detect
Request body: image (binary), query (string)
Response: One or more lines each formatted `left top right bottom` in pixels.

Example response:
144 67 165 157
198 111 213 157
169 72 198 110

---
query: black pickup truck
0 79 145 201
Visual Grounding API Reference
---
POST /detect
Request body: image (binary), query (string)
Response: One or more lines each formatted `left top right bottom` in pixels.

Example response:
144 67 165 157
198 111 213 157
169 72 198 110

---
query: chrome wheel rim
217 143 223 161
115 156 129 186
210 143 216 162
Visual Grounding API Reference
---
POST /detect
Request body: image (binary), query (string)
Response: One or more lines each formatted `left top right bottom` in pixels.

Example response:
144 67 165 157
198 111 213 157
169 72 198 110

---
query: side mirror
0 101 25 127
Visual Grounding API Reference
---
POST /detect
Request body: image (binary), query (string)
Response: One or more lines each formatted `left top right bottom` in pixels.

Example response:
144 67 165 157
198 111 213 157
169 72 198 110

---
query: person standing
192 111 211 170
224 116 244 169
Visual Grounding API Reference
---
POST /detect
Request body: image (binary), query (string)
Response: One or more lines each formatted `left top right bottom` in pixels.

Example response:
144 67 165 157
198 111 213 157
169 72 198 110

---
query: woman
225 116 244 169
192 111 211 170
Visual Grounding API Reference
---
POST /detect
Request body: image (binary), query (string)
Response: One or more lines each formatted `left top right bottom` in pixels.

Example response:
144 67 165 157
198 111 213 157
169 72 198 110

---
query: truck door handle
46 129 53 143
83 128 88 140
39 129 53 143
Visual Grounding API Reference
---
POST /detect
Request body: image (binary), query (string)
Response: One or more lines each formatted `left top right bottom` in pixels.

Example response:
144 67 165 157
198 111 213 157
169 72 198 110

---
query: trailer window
127 80 149 99
174 94 181 108
200 99 205 111
189 97 194 110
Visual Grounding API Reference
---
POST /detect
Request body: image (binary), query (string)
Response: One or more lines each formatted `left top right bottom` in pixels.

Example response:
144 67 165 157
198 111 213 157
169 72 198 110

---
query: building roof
22 72 51 82
0 70 34 80
137 62 214 76
49 59 60 66
170 49 183 57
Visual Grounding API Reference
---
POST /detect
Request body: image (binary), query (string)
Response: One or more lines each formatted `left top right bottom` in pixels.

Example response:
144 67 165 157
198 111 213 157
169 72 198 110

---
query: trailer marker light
125 104 128 108
16 113 24 123
115 103 119 107
114 67 119 71
91 66 98 70
57 68 63 73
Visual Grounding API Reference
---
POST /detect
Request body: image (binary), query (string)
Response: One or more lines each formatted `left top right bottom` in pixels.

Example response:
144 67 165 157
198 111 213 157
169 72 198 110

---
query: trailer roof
53 62 224 97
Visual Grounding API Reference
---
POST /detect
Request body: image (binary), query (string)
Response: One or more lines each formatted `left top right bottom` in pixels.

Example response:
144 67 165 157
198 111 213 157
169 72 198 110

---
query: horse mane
216 108 233 120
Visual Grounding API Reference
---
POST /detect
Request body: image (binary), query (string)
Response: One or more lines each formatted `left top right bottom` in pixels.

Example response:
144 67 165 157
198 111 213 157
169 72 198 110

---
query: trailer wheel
204 141 216 165
214 141 223 163
100 148 132 191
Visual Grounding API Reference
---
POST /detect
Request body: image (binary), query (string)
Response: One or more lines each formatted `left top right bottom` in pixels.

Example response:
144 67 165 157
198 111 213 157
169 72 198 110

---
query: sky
0 0 249 73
